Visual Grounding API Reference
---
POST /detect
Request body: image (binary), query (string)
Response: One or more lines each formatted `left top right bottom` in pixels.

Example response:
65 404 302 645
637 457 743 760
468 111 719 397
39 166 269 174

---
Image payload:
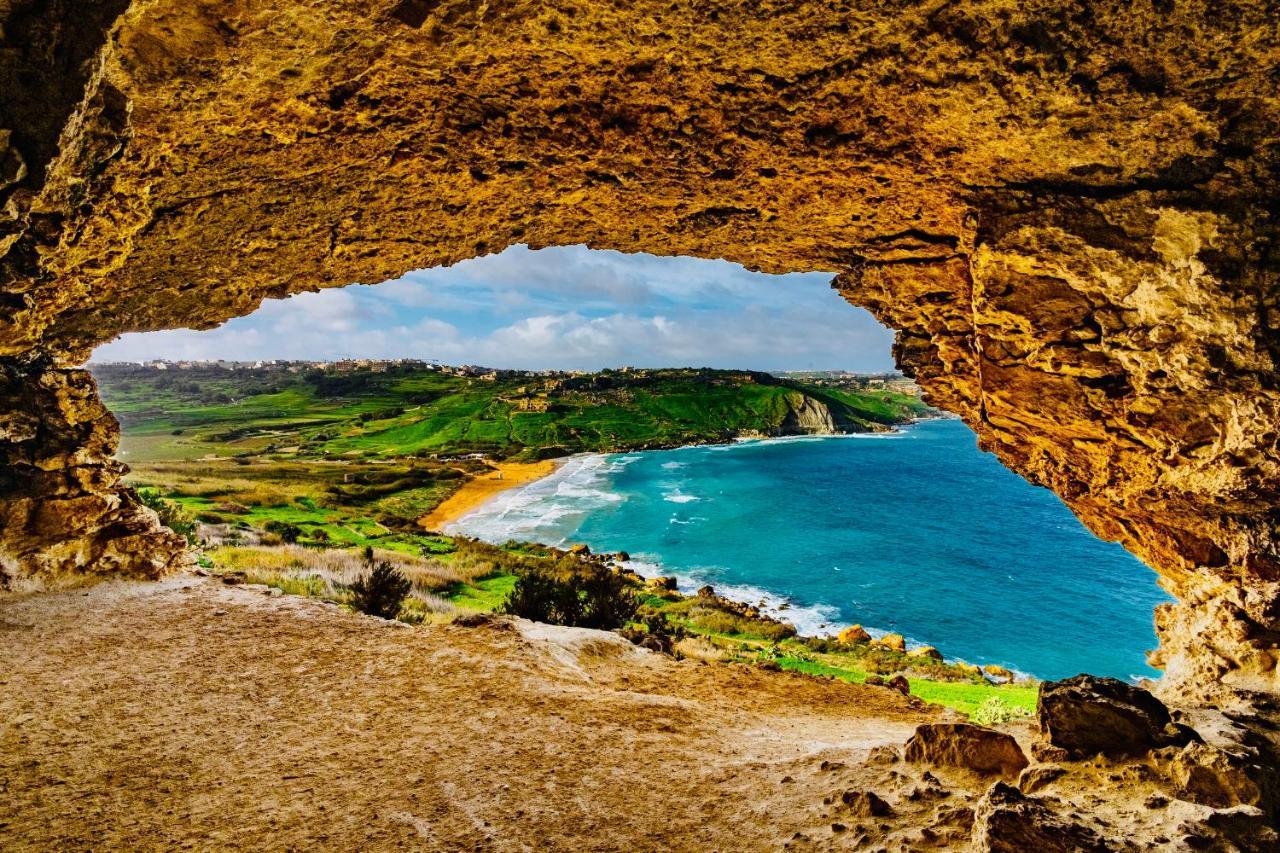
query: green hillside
94 363 931 465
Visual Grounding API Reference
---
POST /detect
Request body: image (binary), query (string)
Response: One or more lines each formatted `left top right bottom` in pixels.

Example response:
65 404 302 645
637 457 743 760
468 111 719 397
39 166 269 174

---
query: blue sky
93 245 896 371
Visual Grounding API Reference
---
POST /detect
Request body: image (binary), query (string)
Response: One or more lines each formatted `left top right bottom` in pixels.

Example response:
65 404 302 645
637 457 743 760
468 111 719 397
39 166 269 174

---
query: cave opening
87 245 1172 683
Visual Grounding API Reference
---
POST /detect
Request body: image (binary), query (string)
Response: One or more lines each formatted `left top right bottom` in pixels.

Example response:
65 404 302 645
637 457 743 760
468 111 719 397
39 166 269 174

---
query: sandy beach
419 459 561 531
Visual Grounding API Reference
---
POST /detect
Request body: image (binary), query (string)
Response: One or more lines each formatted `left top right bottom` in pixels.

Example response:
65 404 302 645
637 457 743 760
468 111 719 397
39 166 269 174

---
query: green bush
349 560 412 619
502 562 638 630
263 519 303 544
503 569 582 625
137 489 196 543
972 696 1032 726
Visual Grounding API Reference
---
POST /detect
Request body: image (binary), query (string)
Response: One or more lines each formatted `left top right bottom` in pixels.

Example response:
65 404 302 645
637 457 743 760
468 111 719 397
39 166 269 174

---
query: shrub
502 563 638 630
972 696 1032 726
137 489 196 543
503 569 582 625
349 560 412 619
263 519 303 543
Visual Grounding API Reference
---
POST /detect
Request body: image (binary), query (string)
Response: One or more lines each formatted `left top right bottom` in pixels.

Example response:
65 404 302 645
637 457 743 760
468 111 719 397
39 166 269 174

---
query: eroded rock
837 624 871 645
972 781 1111 853
841 789 892 818
903 723 1029 779
1038 675 1199 759
1167 742 1267 811
1017 763 1065 795
875 633 907 653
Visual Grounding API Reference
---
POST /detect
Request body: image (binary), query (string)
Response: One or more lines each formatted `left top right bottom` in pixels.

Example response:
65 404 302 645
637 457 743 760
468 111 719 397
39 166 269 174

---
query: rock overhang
0 0 1277 704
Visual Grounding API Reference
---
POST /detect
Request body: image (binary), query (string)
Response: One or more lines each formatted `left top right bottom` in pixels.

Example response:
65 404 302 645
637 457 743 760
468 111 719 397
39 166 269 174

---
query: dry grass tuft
209 544 491 593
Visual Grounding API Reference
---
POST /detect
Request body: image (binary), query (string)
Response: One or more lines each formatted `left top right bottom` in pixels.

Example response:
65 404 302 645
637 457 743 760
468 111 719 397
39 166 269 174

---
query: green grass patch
444 572 519 612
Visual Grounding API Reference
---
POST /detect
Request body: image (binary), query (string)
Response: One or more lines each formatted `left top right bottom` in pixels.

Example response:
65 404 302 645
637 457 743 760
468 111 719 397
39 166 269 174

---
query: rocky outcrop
1167 741 1273 814
836 624 871 645
903 723 1029 779
0 360 189 588
777 392 836 435
1037 675 1199 759
972 782 1110 853
0 0 1274 716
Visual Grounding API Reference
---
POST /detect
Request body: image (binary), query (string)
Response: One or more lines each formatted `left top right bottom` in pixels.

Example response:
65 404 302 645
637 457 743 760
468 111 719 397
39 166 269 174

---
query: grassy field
95 363 931 464
94 363 930 552
92 362 1029 717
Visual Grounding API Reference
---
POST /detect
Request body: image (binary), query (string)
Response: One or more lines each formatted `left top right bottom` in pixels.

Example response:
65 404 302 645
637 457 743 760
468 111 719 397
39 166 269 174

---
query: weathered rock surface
1037 675 1198 759
836 624 871 645
1167 742 1270 812
972 781 1110 853
903 723 1029 778
875 633 907 653
0 362 189 587
840 789 892 818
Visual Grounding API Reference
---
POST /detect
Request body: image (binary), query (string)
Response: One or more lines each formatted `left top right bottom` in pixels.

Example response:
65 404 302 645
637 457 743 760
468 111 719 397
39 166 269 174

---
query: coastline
422 419 935 534
419 459 563 531
438 427 933 638
436 421 1044 681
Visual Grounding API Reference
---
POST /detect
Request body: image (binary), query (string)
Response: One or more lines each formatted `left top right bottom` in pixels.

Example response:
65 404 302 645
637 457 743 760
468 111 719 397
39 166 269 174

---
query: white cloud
92 246 896 372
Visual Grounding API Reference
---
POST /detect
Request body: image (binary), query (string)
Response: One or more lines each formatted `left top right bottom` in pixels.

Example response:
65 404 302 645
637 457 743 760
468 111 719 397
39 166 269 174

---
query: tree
349 560 412 619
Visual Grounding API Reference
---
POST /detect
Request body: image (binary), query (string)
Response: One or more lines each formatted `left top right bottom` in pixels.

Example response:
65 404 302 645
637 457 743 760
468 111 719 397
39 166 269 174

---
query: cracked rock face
0 0 1277 713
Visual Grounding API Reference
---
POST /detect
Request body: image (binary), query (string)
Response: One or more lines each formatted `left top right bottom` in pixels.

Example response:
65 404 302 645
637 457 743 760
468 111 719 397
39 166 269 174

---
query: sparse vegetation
137 489 197 543
971 695 1035 725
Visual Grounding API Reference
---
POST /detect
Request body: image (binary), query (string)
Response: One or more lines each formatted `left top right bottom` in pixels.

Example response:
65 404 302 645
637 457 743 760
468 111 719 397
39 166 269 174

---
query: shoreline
418 459 563 531
424 420 936 534
425 424 1041 682
437 422 938 640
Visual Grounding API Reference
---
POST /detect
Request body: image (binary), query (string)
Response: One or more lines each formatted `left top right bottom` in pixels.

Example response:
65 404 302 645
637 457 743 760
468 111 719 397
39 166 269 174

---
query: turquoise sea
449 418 1171 681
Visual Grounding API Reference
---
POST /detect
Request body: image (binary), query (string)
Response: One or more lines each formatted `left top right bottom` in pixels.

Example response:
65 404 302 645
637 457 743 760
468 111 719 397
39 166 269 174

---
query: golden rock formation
0 0 1277 720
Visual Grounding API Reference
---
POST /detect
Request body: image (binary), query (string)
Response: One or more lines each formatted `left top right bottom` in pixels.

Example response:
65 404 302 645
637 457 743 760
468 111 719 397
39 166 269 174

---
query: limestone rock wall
0 0 1276 701
0 359 189 588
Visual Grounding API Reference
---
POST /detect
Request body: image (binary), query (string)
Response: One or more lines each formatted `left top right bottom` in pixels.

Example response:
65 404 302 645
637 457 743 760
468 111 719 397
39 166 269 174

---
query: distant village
90 358 918 393
92 357 542 381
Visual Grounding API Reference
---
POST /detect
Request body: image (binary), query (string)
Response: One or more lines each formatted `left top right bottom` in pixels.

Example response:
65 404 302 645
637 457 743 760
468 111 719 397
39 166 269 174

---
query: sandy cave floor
0 576 954 851
3 577 1218 851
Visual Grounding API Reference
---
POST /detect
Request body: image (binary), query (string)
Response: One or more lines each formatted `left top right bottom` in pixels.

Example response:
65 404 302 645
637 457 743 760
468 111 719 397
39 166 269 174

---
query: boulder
645 575 678 591
875 632 906 652
1168 742 1266 810
903 723 1029 778
909 645 944 661
983 664 1014 681
1037 674 1199 759
568 543 590 555
972 781 1110 853
886 674 911 696
841 789 892 817
837 624 871 645
695 584 716 598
